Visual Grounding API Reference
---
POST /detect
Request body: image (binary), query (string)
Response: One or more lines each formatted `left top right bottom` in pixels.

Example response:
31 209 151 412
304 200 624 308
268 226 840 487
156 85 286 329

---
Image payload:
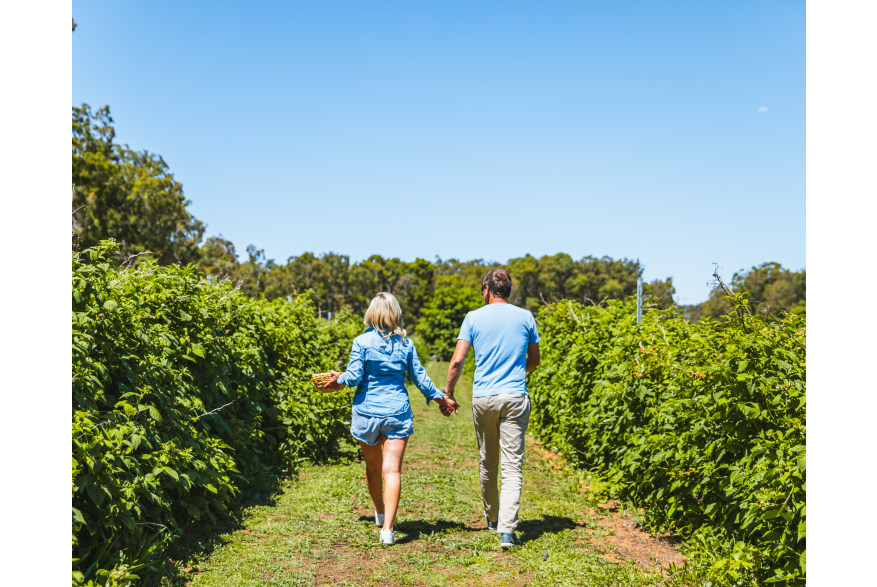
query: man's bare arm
525 343 540 372
444 340 471 398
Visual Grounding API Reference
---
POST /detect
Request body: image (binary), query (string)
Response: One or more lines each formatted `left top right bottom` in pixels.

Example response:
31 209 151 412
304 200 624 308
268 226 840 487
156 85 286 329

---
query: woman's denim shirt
337 328 443 417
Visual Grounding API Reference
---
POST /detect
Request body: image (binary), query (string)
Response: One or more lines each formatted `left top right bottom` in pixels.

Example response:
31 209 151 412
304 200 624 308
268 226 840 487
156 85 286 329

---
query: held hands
320 370 342 389
437 393 459 417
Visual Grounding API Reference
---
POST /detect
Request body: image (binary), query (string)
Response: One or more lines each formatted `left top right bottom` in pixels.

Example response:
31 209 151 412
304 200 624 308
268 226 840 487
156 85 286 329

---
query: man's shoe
380 528 395 545
500 532 521 548
375 511 385 527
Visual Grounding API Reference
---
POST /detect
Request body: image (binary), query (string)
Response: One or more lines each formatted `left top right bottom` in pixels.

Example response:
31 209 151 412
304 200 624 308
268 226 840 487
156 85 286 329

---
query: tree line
72 103 804 349
684 263 806 322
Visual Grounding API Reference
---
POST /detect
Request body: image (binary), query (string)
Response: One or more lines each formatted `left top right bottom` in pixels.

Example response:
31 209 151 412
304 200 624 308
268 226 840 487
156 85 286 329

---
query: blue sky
72 0 805 304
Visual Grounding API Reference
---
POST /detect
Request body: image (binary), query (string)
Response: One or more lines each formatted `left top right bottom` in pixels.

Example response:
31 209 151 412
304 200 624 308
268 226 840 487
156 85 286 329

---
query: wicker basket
311 372 345 392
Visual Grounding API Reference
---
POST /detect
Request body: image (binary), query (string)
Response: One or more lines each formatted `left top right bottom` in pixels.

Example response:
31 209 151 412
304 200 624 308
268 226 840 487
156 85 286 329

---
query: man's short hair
482 269 512 299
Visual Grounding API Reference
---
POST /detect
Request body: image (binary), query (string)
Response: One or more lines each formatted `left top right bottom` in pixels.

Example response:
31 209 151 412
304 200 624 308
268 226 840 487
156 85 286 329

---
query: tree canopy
416 276 484 360
195 249 679 332
72 104 204 265
685 262 806 322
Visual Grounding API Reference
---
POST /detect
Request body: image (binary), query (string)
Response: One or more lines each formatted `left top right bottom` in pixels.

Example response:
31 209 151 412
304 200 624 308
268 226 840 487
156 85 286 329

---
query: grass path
165 362 685 587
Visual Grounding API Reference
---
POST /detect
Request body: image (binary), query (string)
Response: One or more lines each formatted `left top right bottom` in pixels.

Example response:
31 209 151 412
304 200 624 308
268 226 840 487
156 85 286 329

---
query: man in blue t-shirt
442 269 540 549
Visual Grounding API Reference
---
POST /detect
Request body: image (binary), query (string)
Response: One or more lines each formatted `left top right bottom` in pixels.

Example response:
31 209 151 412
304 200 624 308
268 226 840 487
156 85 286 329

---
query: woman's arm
325 340 364 389
406 342 444 404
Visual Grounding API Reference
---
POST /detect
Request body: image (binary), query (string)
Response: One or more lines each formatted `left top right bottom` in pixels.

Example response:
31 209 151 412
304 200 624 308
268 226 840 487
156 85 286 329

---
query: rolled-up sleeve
337 339 364 388
407 343 444 404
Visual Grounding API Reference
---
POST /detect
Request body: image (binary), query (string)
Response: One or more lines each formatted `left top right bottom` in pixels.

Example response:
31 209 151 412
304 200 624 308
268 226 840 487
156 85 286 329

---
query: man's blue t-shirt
457 303 540 398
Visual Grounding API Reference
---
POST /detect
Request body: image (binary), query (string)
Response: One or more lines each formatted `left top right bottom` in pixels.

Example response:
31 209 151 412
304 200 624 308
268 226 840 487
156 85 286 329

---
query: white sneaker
380 528 395 545
375 511 385 527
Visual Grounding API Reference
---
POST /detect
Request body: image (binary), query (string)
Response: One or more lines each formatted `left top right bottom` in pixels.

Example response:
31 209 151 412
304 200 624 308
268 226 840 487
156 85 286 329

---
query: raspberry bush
72 241 359 585
528 295 805 586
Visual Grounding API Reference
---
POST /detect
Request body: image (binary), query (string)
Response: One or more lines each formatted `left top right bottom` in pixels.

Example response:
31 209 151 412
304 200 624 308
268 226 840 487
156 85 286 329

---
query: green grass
156 362 699 587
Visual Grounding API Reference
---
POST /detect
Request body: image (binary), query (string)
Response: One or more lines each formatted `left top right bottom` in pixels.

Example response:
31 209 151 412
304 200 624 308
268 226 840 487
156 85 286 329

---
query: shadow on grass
353 514 582 546
139 484 282 587
517 515 582 543
393 519 472 544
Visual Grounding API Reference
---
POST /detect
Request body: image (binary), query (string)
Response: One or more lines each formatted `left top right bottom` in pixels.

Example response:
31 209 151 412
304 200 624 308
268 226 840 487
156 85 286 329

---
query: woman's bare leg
381 436 409 531
358 439 385 515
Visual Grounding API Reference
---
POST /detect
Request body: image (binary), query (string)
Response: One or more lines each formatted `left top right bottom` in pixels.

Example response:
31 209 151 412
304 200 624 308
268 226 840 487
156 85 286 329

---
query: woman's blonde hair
364 292 407 340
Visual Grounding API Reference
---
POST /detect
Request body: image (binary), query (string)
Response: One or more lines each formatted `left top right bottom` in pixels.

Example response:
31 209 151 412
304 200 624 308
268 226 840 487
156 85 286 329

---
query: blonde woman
322 292 454 545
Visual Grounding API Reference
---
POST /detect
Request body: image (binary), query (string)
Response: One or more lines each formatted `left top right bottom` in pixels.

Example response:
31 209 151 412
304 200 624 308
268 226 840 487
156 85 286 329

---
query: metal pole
636 277 642 323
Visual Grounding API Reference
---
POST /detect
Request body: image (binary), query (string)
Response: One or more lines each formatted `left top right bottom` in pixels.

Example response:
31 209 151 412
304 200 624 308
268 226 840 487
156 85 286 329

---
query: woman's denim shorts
350 408 414 445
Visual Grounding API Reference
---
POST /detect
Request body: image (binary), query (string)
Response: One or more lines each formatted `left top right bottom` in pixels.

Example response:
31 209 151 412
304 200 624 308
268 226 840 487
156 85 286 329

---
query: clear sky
72 0 805 304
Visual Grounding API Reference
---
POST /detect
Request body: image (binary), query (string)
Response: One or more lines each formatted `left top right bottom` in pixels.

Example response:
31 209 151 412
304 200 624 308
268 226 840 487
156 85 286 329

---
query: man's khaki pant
471 393 531 534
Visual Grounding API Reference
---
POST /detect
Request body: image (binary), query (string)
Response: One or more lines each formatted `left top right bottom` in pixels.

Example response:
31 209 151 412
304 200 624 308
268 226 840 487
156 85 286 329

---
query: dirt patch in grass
300 542 526 587
309 550 400 586
527 438 562 463
593 512 685 570
525 438 685 571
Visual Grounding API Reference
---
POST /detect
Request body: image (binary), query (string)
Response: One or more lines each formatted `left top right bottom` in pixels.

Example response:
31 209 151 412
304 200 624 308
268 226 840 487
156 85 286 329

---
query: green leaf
72 507 86 525
103 300 118 311
148 406 162 421
87 484 105 507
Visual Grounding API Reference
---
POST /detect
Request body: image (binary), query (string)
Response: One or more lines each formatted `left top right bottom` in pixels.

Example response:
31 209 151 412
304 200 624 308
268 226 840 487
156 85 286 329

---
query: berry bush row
72 241 360 585
528 296 805 586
